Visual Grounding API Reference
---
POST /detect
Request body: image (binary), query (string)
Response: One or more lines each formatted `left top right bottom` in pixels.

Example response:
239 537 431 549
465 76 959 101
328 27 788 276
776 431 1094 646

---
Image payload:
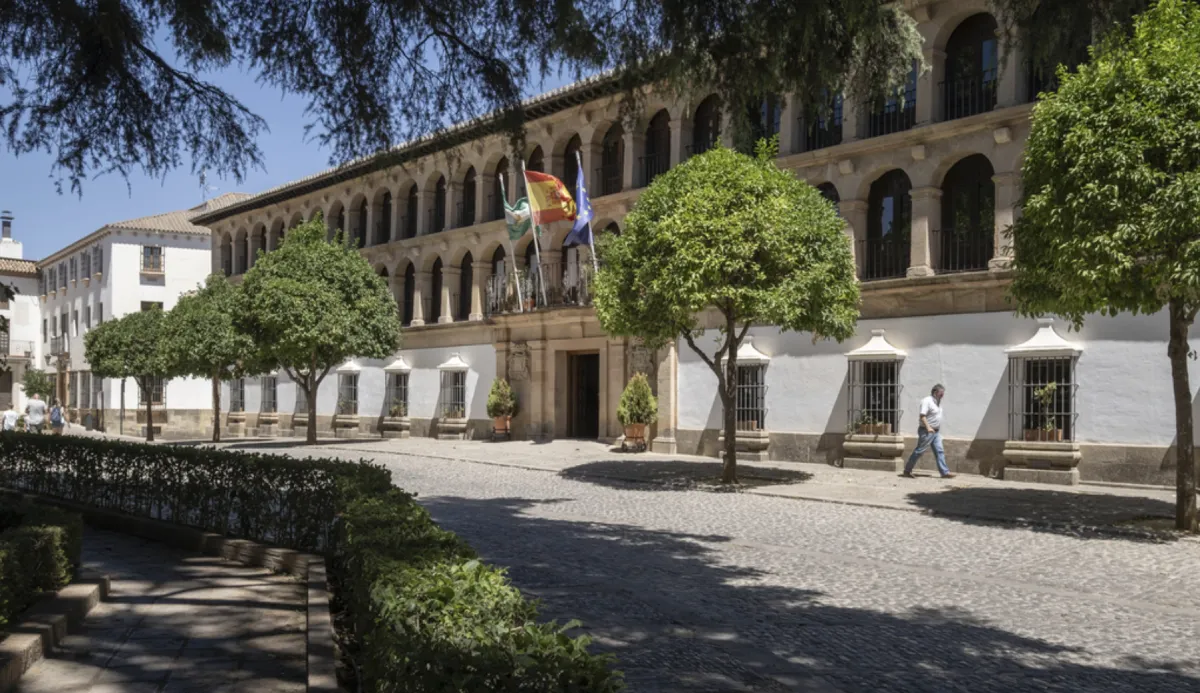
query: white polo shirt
919 396 943 431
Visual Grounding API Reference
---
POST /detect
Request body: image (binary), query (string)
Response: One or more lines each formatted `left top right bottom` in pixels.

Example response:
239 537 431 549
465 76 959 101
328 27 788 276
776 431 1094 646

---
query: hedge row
0 434 622 691
0 500 82 627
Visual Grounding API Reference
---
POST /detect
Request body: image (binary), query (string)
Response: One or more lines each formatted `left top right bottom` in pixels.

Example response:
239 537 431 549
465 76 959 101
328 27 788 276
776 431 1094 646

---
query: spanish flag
524 170 577 225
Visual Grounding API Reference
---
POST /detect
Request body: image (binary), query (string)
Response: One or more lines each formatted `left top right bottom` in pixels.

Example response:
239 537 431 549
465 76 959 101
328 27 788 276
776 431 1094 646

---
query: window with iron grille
93 246 103 274
847 361 902 435
58 262 67 289
141 301 163 312
735 364 767 432
139 376 164 405
38 271 46 296
81 251 91 277
1008 356 1077 441
47 267 56 291
338 374 358 415
69 257 77 283
84 306 91 330
229 378 245 413
69 371 78 408
80 372 91 410
96 302 103 323
386 373 409 417
142 246 164 272
261 376 277 413
440 371 466 419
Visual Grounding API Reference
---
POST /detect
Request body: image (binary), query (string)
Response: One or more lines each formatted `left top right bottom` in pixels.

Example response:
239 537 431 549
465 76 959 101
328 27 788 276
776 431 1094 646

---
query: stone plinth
1003 440 1082 486
437 417 468 440
225 413 247 438
718 428 771 462
255 413 280 437
333 415 361 439
841 433 906 473
380 416 411 439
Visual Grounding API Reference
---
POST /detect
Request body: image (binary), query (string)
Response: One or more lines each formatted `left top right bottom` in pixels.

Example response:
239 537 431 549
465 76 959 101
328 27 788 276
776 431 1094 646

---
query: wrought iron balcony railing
485 262 594 316
933 228 993 273
857 236 910 281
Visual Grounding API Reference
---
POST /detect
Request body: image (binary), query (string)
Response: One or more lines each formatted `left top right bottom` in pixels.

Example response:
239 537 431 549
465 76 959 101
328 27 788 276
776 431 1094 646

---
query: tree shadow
558 458 813 492
903 486 1180 543
417 494 1200 692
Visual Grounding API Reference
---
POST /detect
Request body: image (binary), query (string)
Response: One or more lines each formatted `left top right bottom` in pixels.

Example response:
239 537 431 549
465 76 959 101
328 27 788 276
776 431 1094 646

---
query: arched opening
459 168 476 228
219 235 232 276
864 170 912 280
267 220 284 252
1025 4 1092 100
404 184 418 239
491 157 509 221
938 154 995 272
804 92 844 152
375 191 393 245
563 135 582 186
236 232 249 275
402 263 415 326
377 266 391 314
429 258 444 323
326 202 344 243
527 146 544 173
692 96 722 155
250 225 266 267
745 94 781 153
561 235 588 306
642 110 670 186
486 246 508 315
817 182 841 206
599 124 624 196
944 13 1000 120
865 63 918 137
523 241 545 308
354 198 369 248
458 252 473 320
432 176 447 233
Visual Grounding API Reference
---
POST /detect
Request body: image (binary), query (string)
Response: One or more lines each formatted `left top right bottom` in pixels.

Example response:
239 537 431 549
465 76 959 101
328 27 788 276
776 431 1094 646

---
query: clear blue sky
1 63 575 262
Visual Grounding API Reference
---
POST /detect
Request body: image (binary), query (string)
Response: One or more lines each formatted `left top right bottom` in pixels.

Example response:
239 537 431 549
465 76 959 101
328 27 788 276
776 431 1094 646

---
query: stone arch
930 1 997 54
400 260 416 326
326 201 346 242
287 211 304 229
457 251 474 320
348 193 369 248
430 174 447 233
816 181 841 205
401 182 419 239
370 186 394 245
561 134 583 187
233 228 249 275
643 109 671 185
250 223 267 267
942 12 1001 120
428 257 445 323
218 232 233 276
489 156 511 221
526 145 545 173
596 122 625 196
692 94 722 155
938 154 995 269
459 167 477 227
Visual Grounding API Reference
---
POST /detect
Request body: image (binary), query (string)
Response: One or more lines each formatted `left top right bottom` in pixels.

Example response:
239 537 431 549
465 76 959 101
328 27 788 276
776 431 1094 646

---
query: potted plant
486 378 517 436
618 373 658 451
1024 382 1063 441
380 402 410 438
853 412 892 435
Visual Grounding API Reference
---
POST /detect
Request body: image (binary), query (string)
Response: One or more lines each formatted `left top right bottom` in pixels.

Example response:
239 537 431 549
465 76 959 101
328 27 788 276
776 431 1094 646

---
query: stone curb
0 573 110 693
0 490 339 693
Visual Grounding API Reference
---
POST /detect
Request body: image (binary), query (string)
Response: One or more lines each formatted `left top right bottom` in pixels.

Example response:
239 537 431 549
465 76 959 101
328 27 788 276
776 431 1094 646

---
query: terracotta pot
493 415 511 433
624 423 646 442
1024 429 1064 442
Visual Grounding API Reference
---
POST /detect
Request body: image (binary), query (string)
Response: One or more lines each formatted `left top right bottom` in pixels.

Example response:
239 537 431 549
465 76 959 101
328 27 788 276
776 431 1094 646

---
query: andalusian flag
504 197 532 241
524 170 577 226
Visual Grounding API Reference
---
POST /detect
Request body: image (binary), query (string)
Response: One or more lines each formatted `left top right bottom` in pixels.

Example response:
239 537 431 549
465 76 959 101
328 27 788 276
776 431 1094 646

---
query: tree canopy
2 0 1140 194
84 307 173 442
1010 0 1200 531
237 216 400 444
594 141 859 482
20 368 53 401
162 274 258 442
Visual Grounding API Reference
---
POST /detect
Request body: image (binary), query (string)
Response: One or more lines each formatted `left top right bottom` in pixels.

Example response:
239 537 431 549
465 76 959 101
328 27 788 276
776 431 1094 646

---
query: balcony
49 336 68 357
803 120 843 152
2 336 34 359
862 101 916 139
485 262 593 316
857 236 910 281
941 75 997 121
639 153 669 187
594 166 622 197
932 228 993 273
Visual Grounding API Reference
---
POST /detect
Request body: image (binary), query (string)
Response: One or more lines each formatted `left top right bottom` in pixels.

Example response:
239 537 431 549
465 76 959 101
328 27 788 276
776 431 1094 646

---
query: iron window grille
80 372 91 410
1008 355 1078 442
142 246 164 272
261 376 277 413
81 251 91 277
338 374 359 415
69 371 78 408
69 258 77 283
386 373 409 417
230 378 245 413
47 268 55 292
84 306 91 329
139 376 165 406
735 364 767 432
847 361 903 434
440 371 466 419
58 262 67 289
96 302 103 323
93 246 102 274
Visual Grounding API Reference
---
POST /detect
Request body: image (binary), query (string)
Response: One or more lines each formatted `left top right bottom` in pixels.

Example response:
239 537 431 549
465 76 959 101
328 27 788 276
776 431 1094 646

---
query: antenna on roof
199 169 219 202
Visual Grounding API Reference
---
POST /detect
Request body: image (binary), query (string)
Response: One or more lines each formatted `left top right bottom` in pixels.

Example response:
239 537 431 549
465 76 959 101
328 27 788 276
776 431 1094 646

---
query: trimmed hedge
0 500 82 628
0 434 622 691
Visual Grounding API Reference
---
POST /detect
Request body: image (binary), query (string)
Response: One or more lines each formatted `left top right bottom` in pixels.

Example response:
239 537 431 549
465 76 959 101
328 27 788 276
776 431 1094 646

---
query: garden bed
0 499 82 631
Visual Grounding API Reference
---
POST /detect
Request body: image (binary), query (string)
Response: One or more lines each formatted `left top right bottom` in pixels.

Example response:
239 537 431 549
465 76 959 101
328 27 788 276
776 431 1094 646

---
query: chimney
0 211 11 239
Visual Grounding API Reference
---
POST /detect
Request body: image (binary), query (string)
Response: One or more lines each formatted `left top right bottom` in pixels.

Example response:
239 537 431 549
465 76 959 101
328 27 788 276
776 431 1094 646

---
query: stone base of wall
675 428 1179 487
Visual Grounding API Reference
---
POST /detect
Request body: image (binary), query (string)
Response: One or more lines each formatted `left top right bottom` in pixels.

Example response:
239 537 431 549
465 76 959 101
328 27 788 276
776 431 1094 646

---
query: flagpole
575 151 600 275
499 174 524 313
521 159 550 308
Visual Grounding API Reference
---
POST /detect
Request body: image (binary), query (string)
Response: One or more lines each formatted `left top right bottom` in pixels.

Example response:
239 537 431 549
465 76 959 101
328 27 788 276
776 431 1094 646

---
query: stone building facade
193 0 1191 486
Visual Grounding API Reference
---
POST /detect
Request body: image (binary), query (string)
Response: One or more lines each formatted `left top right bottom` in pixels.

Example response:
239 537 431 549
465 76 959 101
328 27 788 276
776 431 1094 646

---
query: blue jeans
905 427 949 476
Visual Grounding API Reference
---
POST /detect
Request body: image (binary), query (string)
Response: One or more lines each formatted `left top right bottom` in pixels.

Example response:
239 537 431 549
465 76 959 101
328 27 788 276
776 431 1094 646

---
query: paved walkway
14 529 306 693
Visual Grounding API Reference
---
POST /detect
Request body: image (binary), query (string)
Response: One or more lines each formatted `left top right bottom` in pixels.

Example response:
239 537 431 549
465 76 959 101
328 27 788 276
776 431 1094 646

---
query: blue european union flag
564 162 594 247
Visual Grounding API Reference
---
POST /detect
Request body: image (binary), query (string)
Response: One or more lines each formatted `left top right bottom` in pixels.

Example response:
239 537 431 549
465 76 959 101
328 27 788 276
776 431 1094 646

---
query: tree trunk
306 378 318 445
721 312 739 484
211 374 222 443
119 379 126 436
144 385 155 443
1167 298 1197 532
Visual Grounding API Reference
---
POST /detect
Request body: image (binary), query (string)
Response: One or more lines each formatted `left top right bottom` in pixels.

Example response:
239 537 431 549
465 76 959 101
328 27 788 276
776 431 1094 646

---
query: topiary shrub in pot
617 372 658 452
486 378 517 436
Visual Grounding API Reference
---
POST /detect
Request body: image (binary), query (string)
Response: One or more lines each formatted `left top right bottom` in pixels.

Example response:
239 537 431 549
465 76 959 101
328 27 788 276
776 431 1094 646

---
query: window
943 13 999 121
848 360 902 434
386 372 409 417
433 176 447 232
48 267 56 291
863 170 913 280
72 310 78 336
93 246 103 275
141 301 163 312
261 375 277 413
69 257 77 283
599 125 624 196
338 374 359 415
81 251 91 277
440 370 466 419
42 319 47 343
459 168 476 228
79 372 91 410
643 110 671 185
84 306 91 329
937 154 995 273
59 313 67 336
139 376 164 405
863 62 918 137
735 364 767 431
69 371 78 408
38 271 46 296
142 246 164 272
377 191 393 245
1009 356 1077 441
96 302 103 324
230 378 245 413
58 262 67 289
405 185 419 238
692 96 722 155
804 93 844 152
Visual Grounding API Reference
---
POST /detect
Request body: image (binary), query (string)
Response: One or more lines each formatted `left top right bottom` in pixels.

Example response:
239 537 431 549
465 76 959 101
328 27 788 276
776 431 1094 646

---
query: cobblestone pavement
250 440 1200 693
14 529 306 693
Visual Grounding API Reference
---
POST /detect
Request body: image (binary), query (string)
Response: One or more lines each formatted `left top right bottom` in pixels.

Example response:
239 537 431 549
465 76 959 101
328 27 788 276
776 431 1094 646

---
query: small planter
493 415 511 434
333 414 360 439
856 422 893 436
622 423 647 452
737 420 760 432
380 416 411 439
1024 428 1064 442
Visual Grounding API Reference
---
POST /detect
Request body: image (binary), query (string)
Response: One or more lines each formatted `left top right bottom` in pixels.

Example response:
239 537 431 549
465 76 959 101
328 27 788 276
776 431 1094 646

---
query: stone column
389 188 402 242
474 173 489 224
348 201 366 247
996 26 1026 108
440 267 459 323
839 199 868 279
410 270 430 326
990 171 1020 271
606 339 626 440
669 109 691 165
652 341 678 454
908 186 941 278
416 190 435 236
779 94 799 155
528 339 547 439
447 181 463 229
719 109 734 149
469 265 486 321
622 129 643 190
917 48 946 125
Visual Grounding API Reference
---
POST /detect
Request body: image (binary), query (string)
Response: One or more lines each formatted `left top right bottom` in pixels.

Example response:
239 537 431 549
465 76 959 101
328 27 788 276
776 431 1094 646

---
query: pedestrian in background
25 393 47 434
903 384 955 479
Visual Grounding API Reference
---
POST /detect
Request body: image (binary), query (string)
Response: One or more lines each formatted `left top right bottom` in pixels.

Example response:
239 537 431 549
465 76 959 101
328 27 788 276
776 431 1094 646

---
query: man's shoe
901 472 916 478
940 473 956 479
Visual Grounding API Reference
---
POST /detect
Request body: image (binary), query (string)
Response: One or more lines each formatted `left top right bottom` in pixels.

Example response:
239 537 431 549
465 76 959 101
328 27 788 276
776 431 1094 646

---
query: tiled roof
0 256 37 276
108 192 254 234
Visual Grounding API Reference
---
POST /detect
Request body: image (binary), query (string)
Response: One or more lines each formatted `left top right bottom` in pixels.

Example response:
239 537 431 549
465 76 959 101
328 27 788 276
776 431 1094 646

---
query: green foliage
617 373 658 427
1033 382 1058 432
485 378 517 418
163 274 258 381
0 501 82 627
20 368 54 400
0 434 622 690
84 307 172 382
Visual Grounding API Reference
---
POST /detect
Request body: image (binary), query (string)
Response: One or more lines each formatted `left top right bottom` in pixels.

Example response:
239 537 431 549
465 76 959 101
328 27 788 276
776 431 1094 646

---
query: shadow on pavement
418 494 1198 692
558 459 813 492
903 486 1180 543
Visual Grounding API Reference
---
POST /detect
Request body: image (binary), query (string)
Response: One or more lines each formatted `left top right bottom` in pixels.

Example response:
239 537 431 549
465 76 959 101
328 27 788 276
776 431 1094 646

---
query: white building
1 211 43 411
34 194 249 437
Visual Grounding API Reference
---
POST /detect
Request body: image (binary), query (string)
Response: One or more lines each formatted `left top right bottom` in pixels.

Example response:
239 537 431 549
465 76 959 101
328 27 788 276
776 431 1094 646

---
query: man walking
903 384 954 479
25 393 47 434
